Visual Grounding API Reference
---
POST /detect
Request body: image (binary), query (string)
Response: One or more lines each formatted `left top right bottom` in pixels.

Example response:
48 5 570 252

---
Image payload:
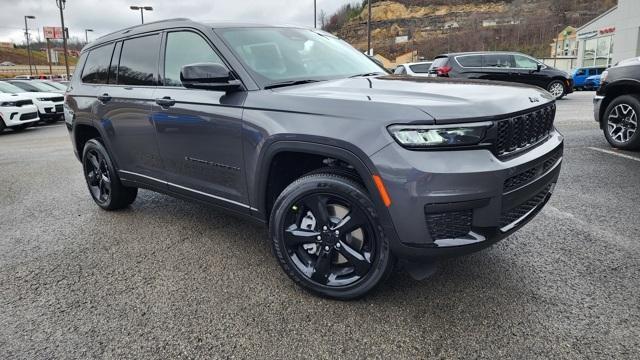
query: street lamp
367 0 372 55
85 29 94 43
130 6 153 24
55 0 70 80
24 15 35 76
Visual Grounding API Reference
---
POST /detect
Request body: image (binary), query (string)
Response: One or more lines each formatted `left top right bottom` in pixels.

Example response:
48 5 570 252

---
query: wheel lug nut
323 226 328 231
336 243 341 248
316 236 321 241
335 230 339 235
324 246 330 251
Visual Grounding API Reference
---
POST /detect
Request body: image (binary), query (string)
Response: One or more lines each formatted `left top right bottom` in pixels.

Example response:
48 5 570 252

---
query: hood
16 91 62 100
0 93 31 101
272 76 554 123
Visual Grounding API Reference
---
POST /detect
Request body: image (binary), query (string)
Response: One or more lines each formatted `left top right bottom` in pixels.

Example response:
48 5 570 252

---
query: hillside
0 47 78 66
325 0 617 60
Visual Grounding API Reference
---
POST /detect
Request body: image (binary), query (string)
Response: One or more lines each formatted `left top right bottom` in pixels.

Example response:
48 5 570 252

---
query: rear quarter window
81 44 115 84
431 57 449 68
456 55 482 67
409 63 432 73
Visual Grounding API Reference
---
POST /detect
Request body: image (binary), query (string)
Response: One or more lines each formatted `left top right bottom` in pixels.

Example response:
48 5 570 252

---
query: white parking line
588 147 640 162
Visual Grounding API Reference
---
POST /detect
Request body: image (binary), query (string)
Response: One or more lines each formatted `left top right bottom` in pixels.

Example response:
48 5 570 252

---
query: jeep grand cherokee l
66 19 563 299
429 52 573 100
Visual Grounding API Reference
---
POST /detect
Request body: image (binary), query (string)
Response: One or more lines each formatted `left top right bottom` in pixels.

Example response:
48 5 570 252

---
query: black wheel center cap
322 229 339 246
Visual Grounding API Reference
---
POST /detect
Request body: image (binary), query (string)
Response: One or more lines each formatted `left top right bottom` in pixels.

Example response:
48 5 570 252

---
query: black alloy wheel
82 139 138 210
270 172 393 300
603 95 640 150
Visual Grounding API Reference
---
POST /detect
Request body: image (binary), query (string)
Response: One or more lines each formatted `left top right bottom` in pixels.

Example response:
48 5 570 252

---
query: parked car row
0 79 67 133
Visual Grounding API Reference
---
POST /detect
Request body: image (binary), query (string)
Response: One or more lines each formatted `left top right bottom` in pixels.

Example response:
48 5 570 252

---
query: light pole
314 0 317 29
85 29 94 44
55 0 70 80
130 6 153 24
24 15 36 76
367 0 371 55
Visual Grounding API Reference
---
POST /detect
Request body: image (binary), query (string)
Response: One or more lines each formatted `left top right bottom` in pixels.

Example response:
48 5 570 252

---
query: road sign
43 26 68 39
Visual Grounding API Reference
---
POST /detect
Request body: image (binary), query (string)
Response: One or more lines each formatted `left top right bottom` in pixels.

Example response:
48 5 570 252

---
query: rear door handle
97 93 111 103
155 96 176 108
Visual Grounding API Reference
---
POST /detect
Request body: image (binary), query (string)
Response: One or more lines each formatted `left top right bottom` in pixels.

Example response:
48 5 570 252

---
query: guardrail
0 65 76 76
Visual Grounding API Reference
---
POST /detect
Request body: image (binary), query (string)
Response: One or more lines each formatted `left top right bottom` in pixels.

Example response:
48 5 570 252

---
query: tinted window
81 44 114 84
513 55 539 69
575 69 586 76
431 57 449 68
108 42 122 84
456 55 482 67
483 54 514 68
118 35 160 86
409 63 432 73
8 81 39 92
164 31 225 87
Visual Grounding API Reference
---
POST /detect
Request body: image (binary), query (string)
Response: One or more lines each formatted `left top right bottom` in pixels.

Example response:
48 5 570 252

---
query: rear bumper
371 131 563 261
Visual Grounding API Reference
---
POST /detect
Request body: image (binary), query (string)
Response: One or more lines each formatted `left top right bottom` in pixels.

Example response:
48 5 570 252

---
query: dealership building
576 0 640 67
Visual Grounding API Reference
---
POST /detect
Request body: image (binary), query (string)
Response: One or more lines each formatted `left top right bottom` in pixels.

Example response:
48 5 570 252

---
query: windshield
217 27 385 87
0 82 24 94
41 81 67 90
15 81 55 92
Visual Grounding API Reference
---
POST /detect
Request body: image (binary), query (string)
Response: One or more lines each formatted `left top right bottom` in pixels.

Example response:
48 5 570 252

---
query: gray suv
65 19 563 299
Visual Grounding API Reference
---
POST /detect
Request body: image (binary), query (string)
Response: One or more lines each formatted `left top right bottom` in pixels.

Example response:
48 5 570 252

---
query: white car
0 93 39 132
393 61 433 77
0 81 64 123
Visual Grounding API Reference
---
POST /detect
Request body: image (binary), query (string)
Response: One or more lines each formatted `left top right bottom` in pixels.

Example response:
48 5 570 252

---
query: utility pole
56 0 70 80
24 15 35 76
367 0 372 55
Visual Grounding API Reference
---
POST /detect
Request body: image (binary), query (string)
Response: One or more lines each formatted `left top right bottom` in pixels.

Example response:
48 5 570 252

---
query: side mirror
180 63 242 92
536 63 543 72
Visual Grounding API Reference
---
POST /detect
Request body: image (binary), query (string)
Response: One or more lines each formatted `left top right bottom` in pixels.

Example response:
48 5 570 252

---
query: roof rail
95 18 191 41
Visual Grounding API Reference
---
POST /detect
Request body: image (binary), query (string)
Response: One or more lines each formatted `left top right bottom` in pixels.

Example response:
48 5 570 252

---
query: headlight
600 70 608 83
36 97 51 101
388 122 491 147
0 101 17 107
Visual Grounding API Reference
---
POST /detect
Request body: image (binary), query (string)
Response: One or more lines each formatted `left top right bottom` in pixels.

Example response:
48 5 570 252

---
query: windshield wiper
264 79 322 89
349 72 386 78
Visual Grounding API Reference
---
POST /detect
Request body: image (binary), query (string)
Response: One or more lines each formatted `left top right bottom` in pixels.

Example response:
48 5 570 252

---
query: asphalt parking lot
1 91 639 359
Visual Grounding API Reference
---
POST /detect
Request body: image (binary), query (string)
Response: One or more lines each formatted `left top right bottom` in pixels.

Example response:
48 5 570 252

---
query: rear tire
547 80 566 100
82 139 138 210
269 173 394 300
602 94 640 150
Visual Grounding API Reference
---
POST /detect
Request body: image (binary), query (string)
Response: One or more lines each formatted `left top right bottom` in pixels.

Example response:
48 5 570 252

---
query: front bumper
36 102 64 119
371 130 563 260
594 95 604 126
565 78 574 94
0 105 40 127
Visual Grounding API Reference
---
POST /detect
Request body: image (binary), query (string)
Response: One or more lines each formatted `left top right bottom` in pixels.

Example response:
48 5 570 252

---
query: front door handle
155 96 176 108
97 93 111 103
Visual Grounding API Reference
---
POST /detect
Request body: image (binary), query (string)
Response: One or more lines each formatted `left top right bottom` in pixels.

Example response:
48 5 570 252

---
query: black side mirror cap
180 63 243 92
536 64 543 72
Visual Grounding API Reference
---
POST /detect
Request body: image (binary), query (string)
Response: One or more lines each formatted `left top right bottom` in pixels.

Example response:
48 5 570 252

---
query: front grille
495 103 556 158
499 184 552 228
504 147 562 192
20 112 38 120
55 104 63 112
16 99 33 107
49 96 64 102
425 210 472 240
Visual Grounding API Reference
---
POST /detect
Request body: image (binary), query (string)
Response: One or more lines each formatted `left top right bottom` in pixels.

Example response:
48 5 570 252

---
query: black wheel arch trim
254 137 402 247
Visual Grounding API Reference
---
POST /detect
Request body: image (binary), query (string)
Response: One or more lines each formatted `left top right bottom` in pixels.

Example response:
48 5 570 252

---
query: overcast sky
0 0 355 43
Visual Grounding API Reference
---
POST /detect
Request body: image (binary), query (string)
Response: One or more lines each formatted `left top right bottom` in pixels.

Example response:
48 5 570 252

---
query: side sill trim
118 170 258 211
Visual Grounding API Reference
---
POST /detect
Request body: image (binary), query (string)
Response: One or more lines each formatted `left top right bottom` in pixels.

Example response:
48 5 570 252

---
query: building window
583 35 613 67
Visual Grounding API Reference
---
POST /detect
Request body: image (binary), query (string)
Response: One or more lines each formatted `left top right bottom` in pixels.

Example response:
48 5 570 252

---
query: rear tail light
436 66 452 77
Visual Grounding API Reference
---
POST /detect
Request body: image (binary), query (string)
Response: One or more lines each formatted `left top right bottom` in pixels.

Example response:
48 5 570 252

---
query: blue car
584 74 601 90
571 66 606 90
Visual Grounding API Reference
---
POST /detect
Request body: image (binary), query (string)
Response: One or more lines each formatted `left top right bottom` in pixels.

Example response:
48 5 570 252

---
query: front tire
82 139 138 210
547 80 566 100
269 172 394 300
603 95 640 150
